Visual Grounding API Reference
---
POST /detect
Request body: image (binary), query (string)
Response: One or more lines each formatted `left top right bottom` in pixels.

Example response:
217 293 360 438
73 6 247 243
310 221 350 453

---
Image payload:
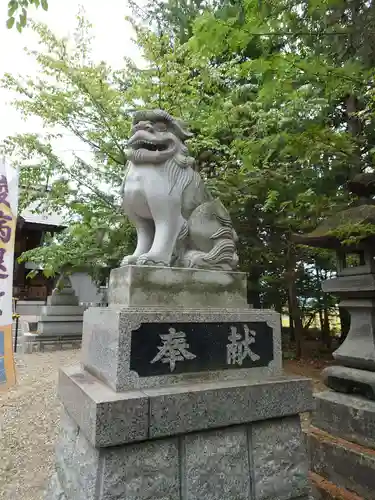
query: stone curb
308 427 375 499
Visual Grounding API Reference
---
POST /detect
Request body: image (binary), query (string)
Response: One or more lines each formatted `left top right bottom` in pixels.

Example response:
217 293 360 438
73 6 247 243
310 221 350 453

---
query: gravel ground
0 349 80 500
0 350 323 500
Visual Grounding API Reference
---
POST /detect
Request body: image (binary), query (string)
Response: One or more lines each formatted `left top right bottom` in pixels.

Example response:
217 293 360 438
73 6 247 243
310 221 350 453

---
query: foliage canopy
4 0 375 353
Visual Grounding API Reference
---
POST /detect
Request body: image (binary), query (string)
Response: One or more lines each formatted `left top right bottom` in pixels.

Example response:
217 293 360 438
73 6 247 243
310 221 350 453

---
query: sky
0 0 144 160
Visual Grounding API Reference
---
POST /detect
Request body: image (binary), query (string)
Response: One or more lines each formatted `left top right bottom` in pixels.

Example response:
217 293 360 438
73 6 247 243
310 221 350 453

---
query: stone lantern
293 173 375 499
294 173 375 398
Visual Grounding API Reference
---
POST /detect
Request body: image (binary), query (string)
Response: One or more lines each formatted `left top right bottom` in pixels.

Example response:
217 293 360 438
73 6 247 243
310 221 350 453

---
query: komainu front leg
136 200 185 267
121 214 155 266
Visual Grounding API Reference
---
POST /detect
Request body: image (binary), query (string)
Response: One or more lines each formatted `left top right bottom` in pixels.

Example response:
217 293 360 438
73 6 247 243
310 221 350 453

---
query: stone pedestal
37 277 85 337
46 266 313 500
108 265 248 309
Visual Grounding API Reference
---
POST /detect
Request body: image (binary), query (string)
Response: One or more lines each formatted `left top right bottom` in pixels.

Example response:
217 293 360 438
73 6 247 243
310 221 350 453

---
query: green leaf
43 267 54 278
16 21 22 32
6 16 15 29
20 8 27 27
41 0 48 11
26 269 38 280
8 2 18 17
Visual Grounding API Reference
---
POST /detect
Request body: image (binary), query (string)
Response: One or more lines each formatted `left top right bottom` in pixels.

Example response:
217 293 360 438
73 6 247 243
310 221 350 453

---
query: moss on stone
293 205 375 248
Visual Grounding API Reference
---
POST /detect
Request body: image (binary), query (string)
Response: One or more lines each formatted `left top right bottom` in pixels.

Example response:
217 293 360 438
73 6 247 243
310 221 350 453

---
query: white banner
0 158 19 326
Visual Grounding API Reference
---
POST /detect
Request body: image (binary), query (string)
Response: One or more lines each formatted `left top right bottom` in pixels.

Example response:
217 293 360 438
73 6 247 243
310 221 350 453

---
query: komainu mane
121 109 238 270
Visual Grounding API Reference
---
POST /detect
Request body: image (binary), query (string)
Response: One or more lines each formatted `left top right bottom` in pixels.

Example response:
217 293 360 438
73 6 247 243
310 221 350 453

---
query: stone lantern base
308 391 375 499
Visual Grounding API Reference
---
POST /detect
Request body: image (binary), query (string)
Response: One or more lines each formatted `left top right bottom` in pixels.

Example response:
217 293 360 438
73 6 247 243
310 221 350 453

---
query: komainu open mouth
130 140 169 152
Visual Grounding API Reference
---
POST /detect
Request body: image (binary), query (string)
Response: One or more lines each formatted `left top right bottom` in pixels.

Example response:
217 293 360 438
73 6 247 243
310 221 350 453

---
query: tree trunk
287 282 304 358
286 251 304 358
287 297 295 343
345 93 363 173
273 295 283 314
247 271 261 308
322 305 332 349
314 263 328 347
318 307 324 333
346 94 361 137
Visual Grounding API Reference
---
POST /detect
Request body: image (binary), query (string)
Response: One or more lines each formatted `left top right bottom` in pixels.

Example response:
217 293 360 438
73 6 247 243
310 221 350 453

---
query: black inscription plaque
129 321 274 377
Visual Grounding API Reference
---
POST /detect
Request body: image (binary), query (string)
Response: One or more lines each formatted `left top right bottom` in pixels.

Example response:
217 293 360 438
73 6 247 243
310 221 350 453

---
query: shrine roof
19 209 66 228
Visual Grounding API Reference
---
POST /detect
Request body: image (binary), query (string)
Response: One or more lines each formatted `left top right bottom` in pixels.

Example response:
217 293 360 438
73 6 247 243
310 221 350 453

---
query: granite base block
312 391 375 449
49 410 179 500
108 265 248 309
58 366 313 447
252 416 310 500
48 408 311 500
58 367 149 447
100 437 180 500
322 365 375 400
55 411 100 500
81 306 282 391
183 426 251 500
308 427 375 499
145 374 312 439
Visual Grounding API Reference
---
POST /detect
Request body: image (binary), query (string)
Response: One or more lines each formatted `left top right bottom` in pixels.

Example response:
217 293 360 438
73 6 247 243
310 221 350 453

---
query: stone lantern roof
292 204 375 249
292 173 375 249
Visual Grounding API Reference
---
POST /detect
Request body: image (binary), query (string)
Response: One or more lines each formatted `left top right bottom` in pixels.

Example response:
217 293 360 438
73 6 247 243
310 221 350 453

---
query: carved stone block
81 306 282 391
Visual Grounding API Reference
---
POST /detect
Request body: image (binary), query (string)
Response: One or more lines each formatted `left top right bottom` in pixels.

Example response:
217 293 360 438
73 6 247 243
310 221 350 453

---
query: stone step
22 333 82 354
308 427 375 499
40 305 86 316
47 295 79 306
54 288 76 295
312 391 375 449
38 315 84 322
37 322 83 335
310 472 364 500
15 300 45 316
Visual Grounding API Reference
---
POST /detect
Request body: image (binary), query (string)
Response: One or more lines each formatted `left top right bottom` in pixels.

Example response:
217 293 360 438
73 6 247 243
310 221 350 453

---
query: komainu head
127 109 195 168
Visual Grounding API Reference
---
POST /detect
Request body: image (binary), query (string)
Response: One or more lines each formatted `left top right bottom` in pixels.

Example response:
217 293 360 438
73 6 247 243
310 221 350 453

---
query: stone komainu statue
121 109 239 270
